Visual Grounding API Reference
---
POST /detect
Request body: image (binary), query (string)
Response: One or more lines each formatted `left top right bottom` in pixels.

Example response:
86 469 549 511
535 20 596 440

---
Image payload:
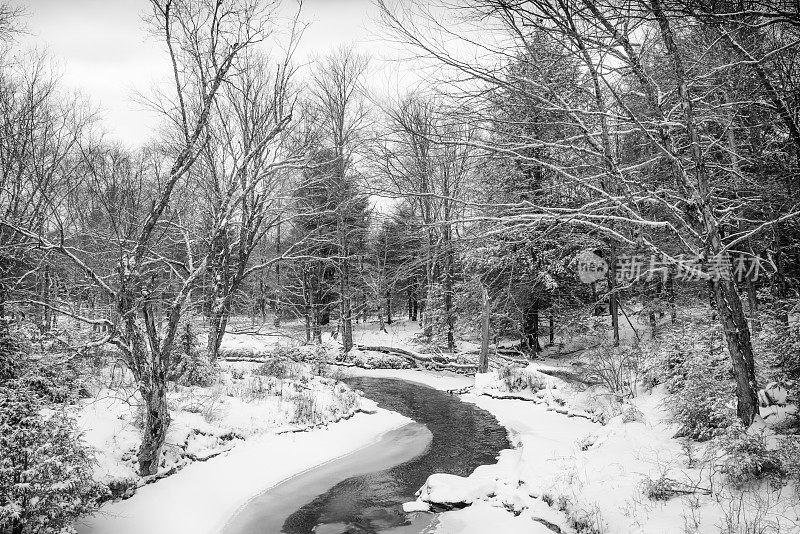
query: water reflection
282 378 510 534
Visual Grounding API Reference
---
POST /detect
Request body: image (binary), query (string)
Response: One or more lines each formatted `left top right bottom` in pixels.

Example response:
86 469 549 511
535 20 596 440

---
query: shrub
238 375 280 401
0 384 106 534
169 324 219 387
668 352 736 441
271 345 325 363
0 327 91 402
255 358 300 380
311 359 329 377
0 330 25 381
19 354 92 404
660 321 736 441
621 404 645 424
291 390 320 424
650 318 725 387
716 424 782 487
171 355 219 387
218 346 269 360
497 365 545 393
581 344 645 397
641 473 684 501
715 431 800 489
104 476 137 501
330 385 359 417
773 435 800 496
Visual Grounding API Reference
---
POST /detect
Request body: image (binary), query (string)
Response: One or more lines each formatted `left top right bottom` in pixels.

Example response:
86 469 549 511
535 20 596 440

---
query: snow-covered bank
78 356 373 498
351 368 800 534
345 367 473 392
362 368 595 533
75 407 411 534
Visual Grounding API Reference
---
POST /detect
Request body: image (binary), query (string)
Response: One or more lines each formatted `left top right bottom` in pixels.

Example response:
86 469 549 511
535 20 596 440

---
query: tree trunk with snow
479 286 490 373
651 0 759 424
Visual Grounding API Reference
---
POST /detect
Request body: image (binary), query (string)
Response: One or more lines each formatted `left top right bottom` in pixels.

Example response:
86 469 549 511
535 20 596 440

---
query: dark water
281 377 511 534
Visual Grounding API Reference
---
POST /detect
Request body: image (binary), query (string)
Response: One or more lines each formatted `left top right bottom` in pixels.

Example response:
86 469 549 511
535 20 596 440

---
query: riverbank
348 368 588 533
348 367 800 534
75 406 411 534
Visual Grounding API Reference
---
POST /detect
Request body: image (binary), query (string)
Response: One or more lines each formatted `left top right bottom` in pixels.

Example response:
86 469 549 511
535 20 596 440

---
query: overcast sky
9 0 398 147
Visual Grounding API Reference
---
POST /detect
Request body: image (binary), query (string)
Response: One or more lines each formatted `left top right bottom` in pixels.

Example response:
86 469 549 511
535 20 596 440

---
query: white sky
9 0 413 147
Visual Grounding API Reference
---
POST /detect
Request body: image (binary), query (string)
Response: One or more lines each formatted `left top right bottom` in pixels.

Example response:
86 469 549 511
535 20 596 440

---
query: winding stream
222 377 511 534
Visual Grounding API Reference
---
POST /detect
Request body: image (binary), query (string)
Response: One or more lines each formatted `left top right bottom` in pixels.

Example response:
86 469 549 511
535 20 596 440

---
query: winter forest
2 0 800 533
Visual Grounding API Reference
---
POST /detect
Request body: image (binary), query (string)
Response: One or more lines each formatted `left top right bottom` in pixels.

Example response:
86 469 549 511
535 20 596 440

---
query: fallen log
355 344 478 373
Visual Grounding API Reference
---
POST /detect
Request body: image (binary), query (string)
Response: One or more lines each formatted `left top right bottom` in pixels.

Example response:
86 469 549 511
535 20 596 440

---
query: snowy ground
78 360 373 491
74 327 415 533
75 317 800 534
352 365 800 534
75 408 410 534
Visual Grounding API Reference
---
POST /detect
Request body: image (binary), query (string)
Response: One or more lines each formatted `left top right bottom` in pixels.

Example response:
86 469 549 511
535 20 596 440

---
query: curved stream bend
222 377 511 534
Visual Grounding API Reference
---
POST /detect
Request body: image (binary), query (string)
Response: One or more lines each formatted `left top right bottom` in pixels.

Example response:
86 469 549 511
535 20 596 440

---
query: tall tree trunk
713 278 759 424
38 264 52 332
771 221 789 329
746 275 760 337
421 231 436 339
361 290 368 323
274 221 281 328
649 280 658 339
303 268 311 343
207 302 230 362
340 259 353 353
522 300 541 354
608 247 620 346
548 309 555 346
207 308 222 361
378 300 387 333
652 0 759 424
118 289 171 477
312 306 322 344
386 290 393 325
667 271 677 323
304 307 311 343
138 376 170 476
444 242 455 352
479 286 490 373
532 299 540 354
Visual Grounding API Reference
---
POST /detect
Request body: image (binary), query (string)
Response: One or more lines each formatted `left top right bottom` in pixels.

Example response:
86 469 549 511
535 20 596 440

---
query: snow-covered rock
415 473 496 511
759 382 789 406
401 500 431 513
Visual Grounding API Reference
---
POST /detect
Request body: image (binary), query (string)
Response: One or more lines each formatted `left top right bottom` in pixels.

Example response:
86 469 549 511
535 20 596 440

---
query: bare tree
0 52 93 330
309 45 370 354
377 95 474 350
200 34 306 361
0 2 22 44
378 0 800 424
2 0 275 475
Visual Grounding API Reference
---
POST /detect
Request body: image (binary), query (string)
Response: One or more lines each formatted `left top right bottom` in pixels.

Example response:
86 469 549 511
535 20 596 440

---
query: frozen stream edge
75 407 412 534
